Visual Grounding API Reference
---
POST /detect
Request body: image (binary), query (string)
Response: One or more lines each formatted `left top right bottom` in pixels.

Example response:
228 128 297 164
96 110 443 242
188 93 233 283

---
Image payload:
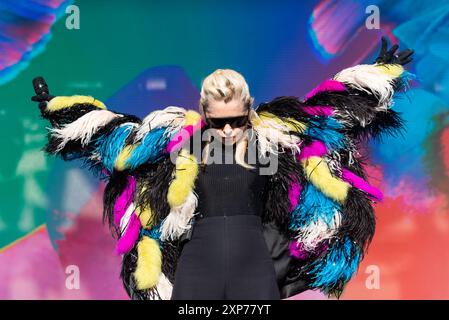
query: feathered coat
37 62 410 300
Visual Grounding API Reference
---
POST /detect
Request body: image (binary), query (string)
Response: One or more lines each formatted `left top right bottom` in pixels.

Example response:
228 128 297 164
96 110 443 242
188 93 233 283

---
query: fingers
398 49 414 59
400 55 413 65
376 36 414 65
387 44 399 57
396 49 414 65
379 36 388 55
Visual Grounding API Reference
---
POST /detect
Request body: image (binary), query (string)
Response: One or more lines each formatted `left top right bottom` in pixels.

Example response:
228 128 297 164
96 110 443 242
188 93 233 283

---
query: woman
170 69 282 299
31 37 413 300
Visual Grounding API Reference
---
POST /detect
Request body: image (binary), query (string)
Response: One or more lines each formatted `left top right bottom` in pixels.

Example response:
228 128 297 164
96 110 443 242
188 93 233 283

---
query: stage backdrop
0 0 448 299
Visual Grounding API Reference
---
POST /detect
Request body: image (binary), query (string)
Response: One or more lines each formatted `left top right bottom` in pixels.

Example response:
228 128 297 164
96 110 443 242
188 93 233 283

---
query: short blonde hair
199 69 256 170
200 69 254 113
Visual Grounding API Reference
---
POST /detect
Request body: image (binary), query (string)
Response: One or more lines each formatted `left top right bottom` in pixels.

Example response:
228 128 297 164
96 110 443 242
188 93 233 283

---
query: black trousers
171 214 281 300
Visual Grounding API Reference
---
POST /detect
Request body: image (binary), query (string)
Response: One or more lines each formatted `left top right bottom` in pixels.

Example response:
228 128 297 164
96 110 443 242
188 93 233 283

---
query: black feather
134 157 175 228
304 88 406 142
102 171 130 238
263 151 303 235
337 187 376 254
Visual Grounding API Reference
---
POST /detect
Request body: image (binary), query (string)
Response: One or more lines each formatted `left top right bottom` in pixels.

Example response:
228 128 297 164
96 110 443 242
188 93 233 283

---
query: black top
194 138 269 218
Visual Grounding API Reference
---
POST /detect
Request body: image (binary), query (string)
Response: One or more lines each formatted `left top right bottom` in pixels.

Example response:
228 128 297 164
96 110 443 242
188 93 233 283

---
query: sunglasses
205 114 249 129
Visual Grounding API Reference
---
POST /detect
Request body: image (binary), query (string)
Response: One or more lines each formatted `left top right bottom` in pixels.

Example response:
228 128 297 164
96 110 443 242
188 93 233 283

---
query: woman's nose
222 124 233 136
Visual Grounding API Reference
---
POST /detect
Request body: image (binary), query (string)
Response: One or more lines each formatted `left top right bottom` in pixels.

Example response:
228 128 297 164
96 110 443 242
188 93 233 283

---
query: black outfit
171 140 280 300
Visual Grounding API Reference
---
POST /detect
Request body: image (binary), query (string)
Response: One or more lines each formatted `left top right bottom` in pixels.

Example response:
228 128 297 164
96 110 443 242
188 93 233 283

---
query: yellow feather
184 110 202 126
136 205 153 229
134 185 154 229
114 144 136 171
46 95 106 112
167 148 199 208
134 236 162 290
258 111 307 133
302 156 350 204
375 64 404 78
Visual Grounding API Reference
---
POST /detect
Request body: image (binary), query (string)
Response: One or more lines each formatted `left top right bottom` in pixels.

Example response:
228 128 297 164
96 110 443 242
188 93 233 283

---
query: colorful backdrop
1 0 448 299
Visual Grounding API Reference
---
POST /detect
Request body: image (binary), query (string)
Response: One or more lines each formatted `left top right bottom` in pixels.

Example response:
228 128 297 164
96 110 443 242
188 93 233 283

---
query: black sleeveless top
194 136 269 218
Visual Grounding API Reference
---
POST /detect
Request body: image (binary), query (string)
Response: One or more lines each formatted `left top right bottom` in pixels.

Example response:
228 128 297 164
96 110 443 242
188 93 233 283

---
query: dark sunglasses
205 114 249 129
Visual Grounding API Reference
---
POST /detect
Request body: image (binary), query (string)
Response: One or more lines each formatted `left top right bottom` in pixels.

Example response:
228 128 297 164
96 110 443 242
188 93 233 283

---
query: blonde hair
199 69 256 169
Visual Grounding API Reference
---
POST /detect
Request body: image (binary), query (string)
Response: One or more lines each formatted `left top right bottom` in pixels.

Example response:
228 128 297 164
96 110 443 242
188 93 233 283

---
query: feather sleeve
39 94 191 175
292 62 412 297
34 79 205 300
256 59 412 298
303 62 410 142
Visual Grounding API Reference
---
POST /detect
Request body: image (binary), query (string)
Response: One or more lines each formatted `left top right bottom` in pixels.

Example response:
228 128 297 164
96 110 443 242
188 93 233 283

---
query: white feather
160 191 198 241
120 202 135 233
50 110 121 152
333 64 399 111
134 106 186 142
295 210 342 252
151 273 173 300
251 117 301 156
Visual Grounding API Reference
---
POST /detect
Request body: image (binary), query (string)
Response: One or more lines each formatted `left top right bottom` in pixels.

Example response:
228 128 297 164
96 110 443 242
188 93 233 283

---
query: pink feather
341 168 384 201
115 213 141 254
113 176 136 227
289 241 309 260
165 119 205 153
304 79 346 101
297 140 327 161
302 105 334 116
288 181 302 212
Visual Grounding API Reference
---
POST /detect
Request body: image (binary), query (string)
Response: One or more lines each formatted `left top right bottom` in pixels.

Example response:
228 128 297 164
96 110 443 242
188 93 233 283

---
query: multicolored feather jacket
36 62 410 299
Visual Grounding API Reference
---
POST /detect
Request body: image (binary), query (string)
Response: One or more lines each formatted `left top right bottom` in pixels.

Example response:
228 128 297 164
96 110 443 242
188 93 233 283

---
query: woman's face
203 98 248 145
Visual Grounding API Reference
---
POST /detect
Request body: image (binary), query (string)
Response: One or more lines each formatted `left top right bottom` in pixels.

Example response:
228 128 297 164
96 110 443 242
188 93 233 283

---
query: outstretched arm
253 37 414 298
290 37 414 297
31 77 187 175
304 36 414 142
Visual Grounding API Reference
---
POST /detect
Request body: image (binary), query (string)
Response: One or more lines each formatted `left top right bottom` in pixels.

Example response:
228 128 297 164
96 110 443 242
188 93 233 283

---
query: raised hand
375 36 414 66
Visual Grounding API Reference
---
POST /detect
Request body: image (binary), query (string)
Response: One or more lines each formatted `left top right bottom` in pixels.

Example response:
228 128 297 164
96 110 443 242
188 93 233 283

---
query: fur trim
120 202 136 233
302 156 350 204
166 117 205 153
304 79 346 101
341 168 383 201
49 110 122 152
302 105 335 116
294 210 341 251
136 205 153 229
160 191 198 241
167 149 199 208
134 236 162 290
134 106 186 142
297 140 327 161
153 272 173 300
333 64 404 110
251 113 302 155
46 95 106 112
116 213 141 254
113 176 136 227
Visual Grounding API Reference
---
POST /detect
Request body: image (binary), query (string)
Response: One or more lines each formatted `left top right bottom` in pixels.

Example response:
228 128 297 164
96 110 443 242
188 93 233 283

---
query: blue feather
125 127 169 170
95 124 134 172
308 237 361 290
289 183 342 231
305 117 345 151
141 224 163 247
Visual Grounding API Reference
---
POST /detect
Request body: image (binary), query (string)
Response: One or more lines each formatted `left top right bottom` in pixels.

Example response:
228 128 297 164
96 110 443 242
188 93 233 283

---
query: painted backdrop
0 0 448 299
